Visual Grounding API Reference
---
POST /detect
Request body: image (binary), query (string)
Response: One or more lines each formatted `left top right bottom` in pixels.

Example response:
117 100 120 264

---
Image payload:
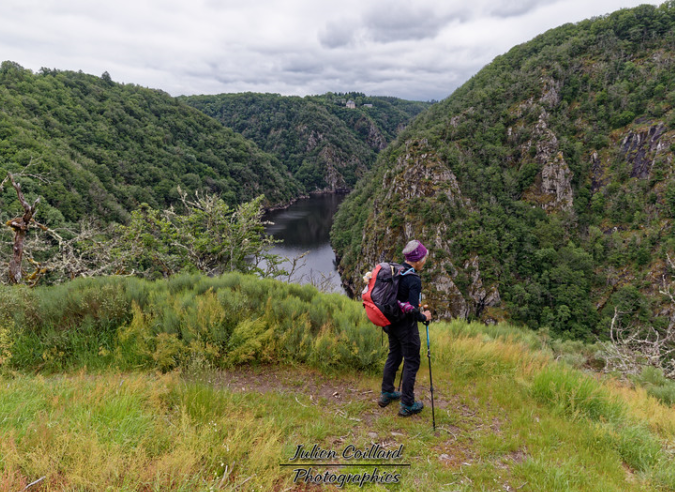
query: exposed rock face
621 121 669 179
298 124 367 192
465 256 501 318
318 146 350 191
590 151 605 192
355 116 388 151
297 116 387 192
303 128 324 151
523 110 575 212
382 140 469 207
539 77 562 108
343 138 499 320
434 266 470 320
540 153 574 211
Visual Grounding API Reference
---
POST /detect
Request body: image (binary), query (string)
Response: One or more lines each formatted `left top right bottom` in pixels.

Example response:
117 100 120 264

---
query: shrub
0 318 14 368
0 273 387 374
632 366 675 406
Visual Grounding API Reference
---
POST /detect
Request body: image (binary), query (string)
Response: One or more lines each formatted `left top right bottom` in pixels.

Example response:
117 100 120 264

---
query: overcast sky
0 0 665 101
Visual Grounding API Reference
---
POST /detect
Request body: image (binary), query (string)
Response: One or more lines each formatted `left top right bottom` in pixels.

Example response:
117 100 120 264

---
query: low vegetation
0 273 383 374
0 274 674 490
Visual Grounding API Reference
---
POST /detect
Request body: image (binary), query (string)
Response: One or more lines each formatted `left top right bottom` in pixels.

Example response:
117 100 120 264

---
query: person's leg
400 324 421 407
381 329 403 393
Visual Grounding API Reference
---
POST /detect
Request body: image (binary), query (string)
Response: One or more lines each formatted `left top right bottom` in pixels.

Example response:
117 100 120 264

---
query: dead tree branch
603 307 675 378
5 173 40 284
601 254 675 379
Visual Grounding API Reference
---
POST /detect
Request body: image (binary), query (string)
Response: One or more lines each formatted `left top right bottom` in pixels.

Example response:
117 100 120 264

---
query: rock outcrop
523 110 575 213
342 138 500 320
621 121 670 179
539 76 562 108
539 154 575 211
355 116 388 151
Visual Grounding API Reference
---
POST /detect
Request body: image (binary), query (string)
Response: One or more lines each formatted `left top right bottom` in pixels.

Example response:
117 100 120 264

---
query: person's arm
406 278 429 322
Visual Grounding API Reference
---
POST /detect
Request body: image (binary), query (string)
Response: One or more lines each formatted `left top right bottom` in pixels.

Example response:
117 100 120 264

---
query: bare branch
284 251 309 284
602 305 675 379
5 173 41 284
0 156 48 192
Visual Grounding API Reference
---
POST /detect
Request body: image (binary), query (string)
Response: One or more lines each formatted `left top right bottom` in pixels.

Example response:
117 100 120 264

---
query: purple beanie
403 240 428 263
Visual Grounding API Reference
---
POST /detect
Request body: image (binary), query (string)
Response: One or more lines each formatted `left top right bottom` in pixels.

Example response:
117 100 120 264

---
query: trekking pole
424 307 436 431
397 361 404 392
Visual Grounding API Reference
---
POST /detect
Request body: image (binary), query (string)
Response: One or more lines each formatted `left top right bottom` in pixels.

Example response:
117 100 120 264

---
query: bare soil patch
195 365 376 405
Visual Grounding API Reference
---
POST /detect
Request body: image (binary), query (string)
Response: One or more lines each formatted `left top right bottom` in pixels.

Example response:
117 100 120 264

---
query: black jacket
397 262 428 323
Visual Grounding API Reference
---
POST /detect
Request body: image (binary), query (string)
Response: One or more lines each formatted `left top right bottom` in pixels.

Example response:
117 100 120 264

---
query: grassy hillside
332 3 675 340
182 92 430 192
0 274 674 490
0 62 301 227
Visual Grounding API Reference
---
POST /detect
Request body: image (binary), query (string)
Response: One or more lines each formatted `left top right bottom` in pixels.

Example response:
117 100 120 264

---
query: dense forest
0 63 430 286
0 62 301 228
332 2 675 341
181 92 430 192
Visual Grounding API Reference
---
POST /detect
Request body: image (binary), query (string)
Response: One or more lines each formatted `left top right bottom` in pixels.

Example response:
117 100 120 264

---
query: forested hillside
182 92 430 192
0 62 301 227
333 3 675 340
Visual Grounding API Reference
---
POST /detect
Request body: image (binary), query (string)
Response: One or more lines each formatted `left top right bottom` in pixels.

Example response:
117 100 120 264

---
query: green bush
0 273 387 374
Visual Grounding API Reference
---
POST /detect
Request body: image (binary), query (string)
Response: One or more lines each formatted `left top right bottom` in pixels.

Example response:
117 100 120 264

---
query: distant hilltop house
362 103 373 108
346 100 356 109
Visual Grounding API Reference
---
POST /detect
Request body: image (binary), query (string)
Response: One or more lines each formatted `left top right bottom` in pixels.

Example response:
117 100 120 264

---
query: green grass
0 274 674 490
0 331 673 490
632 367 675 406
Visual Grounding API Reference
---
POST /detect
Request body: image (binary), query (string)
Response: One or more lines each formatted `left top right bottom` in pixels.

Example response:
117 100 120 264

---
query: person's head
403 240 428 270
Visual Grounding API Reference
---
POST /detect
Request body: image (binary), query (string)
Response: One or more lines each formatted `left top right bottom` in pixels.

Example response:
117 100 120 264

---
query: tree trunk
5 173 39 284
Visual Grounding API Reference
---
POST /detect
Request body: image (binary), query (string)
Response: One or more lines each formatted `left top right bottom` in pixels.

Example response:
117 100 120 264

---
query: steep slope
333 3 675 339
181 92 430 192
0 63 301 226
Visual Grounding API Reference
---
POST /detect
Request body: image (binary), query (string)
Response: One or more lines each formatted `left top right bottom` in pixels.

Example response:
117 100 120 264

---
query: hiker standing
378 240 432 416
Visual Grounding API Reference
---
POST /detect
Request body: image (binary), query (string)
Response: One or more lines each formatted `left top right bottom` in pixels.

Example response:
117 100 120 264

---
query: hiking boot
398 401 424 416
377 391 401 408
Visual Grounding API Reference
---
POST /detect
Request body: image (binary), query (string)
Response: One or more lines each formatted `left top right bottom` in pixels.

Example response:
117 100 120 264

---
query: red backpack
362 262 418 327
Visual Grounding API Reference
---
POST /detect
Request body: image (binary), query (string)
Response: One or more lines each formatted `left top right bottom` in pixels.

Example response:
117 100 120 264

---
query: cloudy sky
0 0 665 101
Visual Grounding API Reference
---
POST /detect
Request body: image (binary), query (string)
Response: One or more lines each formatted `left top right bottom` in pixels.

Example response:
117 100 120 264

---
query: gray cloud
319 22 357 48
488 0 560 18
362 5 453 43
0 0 665 102
282 57 326 75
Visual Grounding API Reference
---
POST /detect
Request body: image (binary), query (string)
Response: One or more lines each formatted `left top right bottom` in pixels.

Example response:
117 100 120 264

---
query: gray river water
263 194 347 294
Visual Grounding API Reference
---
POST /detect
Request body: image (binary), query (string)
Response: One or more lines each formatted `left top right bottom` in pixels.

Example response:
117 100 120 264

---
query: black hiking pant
381 320 421 407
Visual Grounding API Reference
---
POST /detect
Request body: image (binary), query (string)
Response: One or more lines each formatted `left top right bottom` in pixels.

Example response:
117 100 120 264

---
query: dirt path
203 365 374 403
192 365 382 424
187 365 528 488
188 365 497 438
